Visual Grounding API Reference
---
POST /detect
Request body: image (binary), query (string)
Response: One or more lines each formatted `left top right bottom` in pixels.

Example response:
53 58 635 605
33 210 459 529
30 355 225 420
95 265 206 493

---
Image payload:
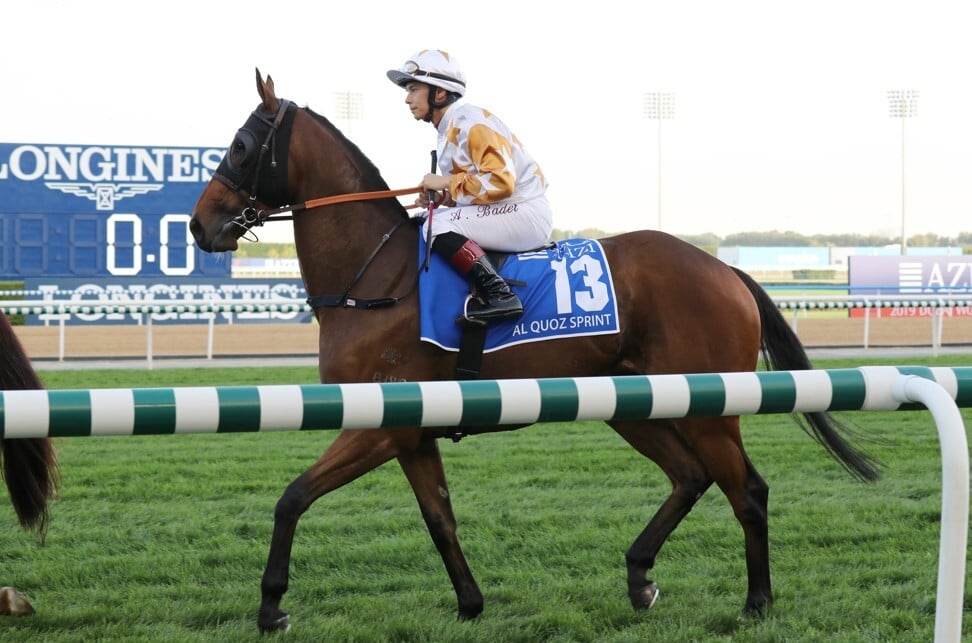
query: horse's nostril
189 217 203 241
189 216 213 252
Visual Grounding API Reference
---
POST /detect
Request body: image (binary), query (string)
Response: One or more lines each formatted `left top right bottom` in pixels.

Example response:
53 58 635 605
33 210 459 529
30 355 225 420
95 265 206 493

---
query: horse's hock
9 316 969 360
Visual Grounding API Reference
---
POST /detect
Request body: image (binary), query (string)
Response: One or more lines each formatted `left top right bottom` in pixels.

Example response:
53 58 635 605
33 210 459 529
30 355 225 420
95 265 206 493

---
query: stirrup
455 295 523 327
456 295 489 327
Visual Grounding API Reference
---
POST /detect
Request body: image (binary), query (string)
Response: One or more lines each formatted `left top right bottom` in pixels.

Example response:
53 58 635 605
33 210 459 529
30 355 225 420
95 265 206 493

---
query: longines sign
0 143 223 212
0 142 230 278
22 278 312 325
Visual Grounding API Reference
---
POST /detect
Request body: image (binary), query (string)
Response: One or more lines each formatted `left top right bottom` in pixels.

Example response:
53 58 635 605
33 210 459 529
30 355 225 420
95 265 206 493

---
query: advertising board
0 142 231 279
848 255 972 317
21 278 311 325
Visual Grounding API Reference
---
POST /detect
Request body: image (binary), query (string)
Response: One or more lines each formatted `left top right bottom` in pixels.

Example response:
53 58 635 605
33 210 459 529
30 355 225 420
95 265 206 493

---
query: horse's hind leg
397 437 484 620
682 416 772 615
613 416 772 615
610 419 713 610
258 428 415 633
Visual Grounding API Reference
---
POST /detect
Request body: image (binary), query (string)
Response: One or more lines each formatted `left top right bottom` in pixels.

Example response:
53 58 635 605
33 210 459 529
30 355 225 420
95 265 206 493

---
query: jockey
387 49 553 326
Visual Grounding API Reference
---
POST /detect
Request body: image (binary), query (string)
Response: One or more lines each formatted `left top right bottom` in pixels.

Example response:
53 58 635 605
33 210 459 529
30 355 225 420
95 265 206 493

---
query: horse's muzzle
189 214 244 253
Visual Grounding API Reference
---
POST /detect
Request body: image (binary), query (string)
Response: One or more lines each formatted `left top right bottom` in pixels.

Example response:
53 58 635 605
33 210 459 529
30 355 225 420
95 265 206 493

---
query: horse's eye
229 140 248 168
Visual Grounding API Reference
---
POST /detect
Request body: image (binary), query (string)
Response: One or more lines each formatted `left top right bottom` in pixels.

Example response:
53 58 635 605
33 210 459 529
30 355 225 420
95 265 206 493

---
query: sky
3 0 971 244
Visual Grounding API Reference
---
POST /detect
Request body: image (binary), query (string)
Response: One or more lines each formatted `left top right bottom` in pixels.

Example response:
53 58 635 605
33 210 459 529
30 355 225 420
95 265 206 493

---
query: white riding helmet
386 49 466 97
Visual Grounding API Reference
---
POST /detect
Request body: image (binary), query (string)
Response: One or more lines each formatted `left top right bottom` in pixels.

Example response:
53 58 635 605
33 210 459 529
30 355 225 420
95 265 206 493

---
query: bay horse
189 70 878 633
0 310 59 615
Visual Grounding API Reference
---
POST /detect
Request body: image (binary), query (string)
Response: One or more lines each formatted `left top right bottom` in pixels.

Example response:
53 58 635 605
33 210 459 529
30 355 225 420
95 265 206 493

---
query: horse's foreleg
397 437 484 620
258 428 414 633
610 419 713 611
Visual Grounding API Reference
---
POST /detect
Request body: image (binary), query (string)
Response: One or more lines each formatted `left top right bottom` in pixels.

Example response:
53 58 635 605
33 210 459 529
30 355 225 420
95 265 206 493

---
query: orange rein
256 186 425 223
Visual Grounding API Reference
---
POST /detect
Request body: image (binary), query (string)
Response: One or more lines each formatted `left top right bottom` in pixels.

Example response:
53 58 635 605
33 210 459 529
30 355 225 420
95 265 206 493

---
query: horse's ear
254 68 280 113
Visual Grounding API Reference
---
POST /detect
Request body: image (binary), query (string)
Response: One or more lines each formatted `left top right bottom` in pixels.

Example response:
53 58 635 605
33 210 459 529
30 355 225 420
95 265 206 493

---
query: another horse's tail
0 311 59 535
1 438 58 534
733 267 880 482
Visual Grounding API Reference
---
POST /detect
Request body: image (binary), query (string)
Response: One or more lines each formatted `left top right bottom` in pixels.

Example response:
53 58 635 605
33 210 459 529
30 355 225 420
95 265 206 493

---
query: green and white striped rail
0 366 967 641
2 366 970 439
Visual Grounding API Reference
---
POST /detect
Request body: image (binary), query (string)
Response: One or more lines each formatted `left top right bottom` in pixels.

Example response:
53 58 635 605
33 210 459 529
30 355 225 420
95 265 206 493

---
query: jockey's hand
420 173 451 192
415 187 451 209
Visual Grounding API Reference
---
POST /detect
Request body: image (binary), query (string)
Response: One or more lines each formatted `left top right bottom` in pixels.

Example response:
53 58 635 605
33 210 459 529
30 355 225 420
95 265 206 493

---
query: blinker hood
215 100 296 206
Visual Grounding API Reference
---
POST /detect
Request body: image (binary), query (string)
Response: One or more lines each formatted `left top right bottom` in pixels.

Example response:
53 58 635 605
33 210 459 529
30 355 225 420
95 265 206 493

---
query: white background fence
2 294 972 365
775 295 972 353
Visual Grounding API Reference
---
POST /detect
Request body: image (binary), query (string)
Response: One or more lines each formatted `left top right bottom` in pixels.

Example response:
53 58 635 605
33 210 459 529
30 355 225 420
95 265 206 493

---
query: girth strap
446 324 488 442
306 294 401 309
454 326 487 381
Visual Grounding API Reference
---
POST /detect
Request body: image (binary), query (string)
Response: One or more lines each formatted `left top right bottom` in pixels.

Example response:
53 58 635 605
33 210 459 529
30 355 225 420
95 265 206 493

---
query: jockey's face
404 82 431 121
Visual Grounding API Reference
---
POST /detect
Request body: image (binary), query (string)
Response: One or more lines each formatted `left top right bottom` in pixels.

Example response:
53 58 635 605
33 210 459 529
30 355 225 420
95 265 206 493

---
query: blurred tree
723 231 811 246
679 232 721 247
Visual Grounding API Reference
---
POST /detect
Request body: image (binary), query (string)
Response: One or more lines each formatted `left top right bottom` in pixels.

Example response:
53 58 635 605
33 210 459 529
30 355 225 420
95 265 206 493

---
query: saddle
416 234 621 438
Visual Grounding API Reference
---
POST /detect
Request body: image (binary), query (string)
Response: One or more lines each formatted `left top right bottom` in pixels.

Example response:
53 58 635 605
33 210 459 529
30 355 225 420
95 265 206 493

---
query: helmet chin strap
425 85 457 122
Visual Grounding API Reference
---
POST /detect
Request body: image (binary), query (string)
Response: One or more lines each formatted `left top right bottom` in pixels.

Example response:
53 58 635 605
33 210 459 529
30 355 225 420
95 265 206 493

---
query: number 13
550 255 609 314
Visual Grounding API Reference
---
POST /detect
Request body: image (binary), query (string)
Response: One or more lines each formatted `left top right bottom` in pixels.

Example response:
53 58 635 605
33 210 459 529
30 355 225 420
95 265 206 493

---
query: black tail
0 311 59 535
733 267 880 482
1 438 58 534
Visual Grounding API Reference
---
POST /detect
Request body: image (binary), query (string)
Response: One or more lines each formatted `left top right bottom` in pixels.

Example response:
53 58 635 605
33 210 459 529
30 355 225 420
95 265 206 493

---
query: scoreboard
0 142 231 278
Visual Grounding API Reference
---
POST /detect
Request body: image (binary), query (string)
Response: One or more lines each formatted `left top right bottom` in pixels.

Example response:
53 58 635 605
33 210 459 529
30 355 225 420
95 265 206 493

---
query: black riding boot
462 255 524 326
433 233 524 326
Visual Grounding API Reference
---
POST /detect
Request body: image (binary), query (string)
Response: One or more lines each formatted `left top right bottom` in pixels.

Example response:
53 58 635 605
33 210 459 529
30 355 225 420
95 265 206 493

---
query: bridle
212 98 427 310
213 99 296 238
213 99 422 242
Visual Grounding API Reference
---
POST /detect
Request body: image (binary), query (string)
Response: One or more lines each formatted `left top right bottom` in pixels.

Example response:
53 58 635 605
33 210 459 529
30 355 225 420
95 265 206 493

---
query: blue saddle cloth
418 236 620 352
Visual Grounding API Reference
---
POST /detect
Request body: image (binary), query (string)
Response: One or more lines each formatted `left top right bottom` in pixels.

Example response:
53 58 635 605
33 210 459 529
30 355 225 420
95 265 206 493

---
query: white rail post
58 314 66 362
206 297 216 360
892 374 968 643
145 312 154 370
931 308 943 357
863 298 871 349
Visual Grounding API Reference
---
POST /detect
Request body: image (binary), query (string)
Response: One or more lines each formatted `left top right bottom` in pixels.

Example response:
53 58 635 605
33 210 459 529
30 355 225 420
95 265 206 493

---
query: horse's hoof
630 581 660 611
742 599 772 618
457 602 484 621
0 586 35 616
258 610 291 634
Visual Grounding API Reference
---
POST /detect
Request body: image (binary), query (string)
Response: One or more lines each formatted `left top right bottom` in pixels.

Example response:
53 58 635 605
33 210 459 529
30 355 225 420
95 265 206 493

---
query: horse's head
190 69 297 252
